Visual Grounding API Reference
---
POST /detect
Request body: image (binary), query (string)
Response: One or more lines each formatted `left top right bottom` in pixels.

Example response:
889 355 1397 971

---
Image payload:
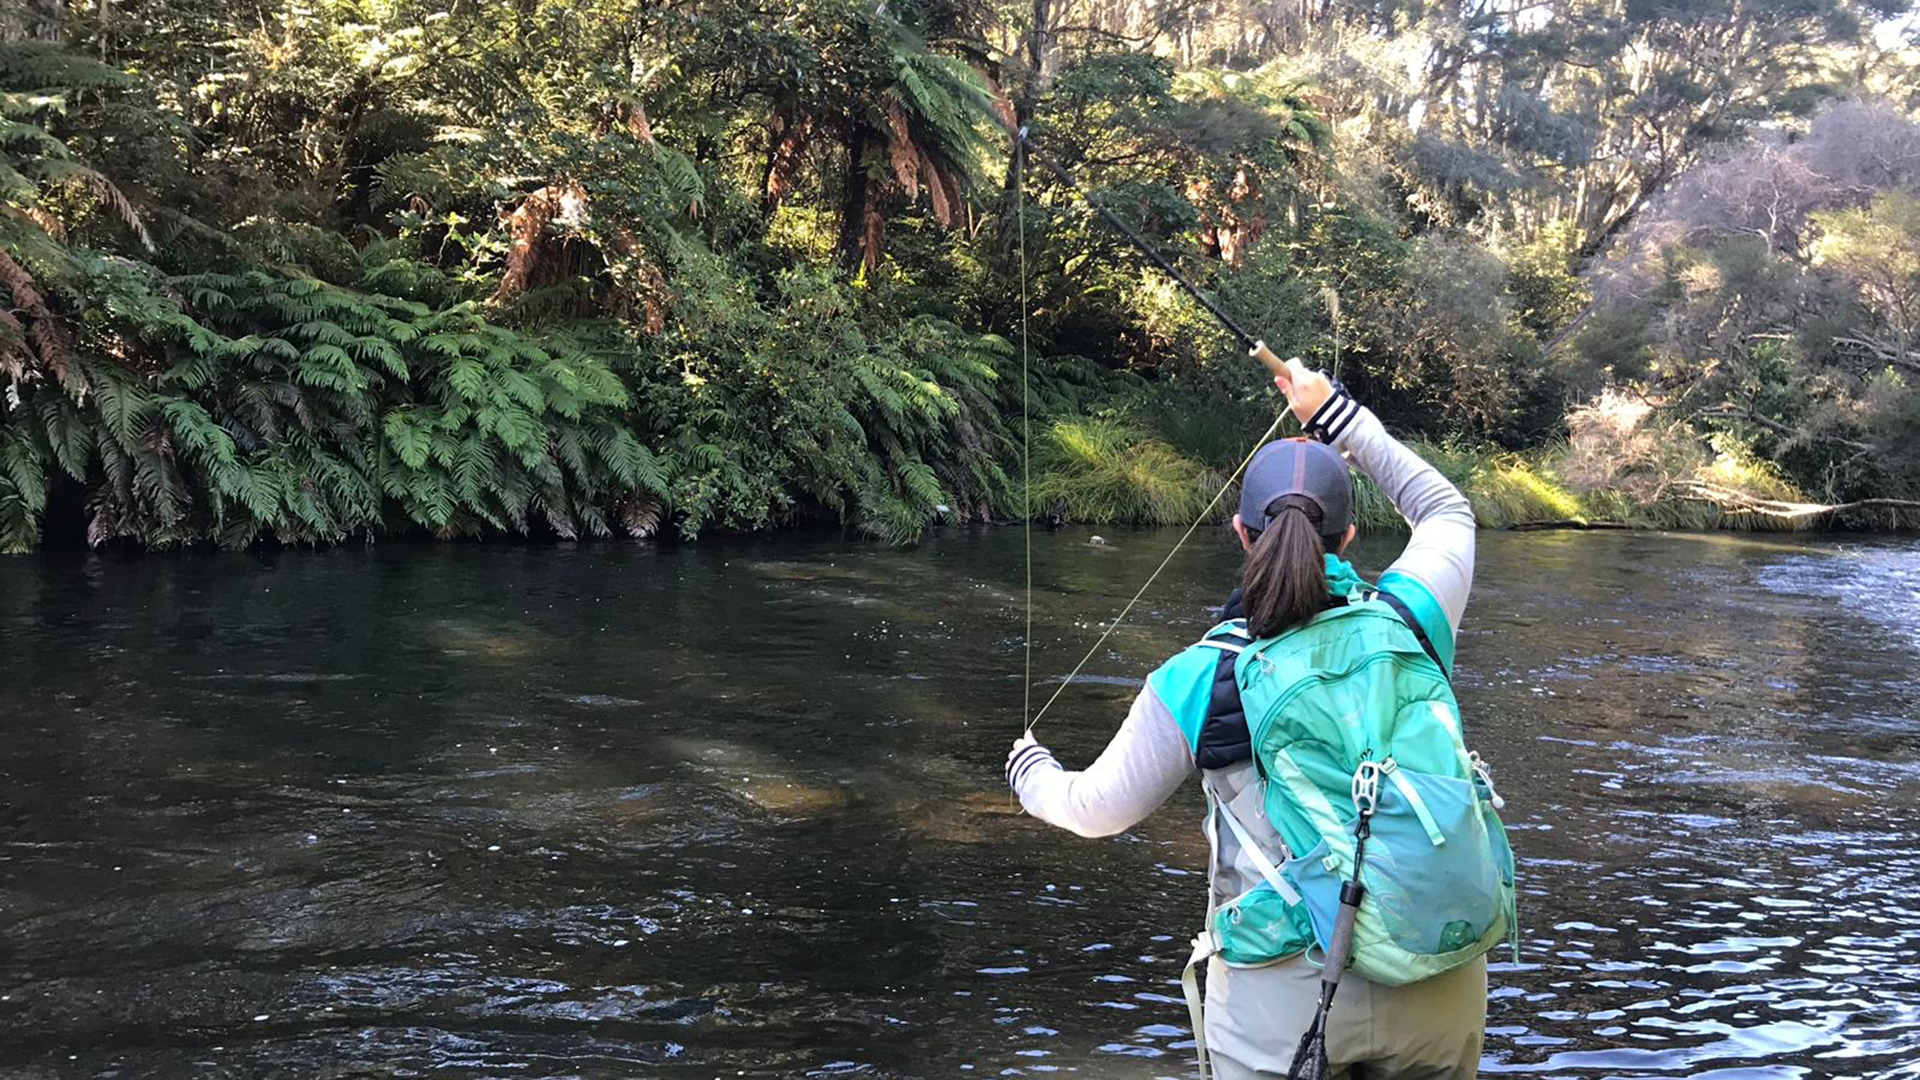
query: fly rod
1015 127 1292 381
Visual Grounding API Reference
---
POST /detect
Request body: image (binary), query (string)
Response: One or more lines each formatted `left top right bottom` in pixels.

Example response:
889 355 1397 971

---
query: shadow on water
1 528 1917 1078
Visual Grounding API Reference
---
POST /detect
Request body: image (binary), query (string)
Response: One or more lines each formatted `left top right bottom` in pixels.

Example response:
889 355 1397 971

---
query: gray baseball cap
1238 438 1352 534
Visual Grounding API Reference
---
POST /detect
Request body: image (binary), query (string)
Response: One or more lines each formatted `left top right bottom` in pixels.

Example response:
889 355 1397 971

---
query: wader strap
1191 785 1224 1080
1183 932 1217 1080
1195 639 1247 655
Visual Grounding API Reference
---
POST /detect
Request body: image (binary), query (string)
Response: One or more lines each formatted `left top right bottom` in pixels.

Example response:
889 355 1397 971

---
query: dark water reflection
2 529 1917 1078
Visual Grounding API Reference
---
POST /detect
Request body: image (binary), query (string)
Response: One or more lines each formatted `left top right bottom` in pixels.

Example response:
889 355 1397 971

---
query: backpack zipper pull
1469 750 1506 811
1240 645 1276 689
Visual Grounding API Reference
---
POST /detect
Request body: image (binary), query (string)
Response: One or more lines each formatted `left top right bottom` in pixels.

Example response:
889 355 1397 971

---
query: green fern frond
383 411 432 470
162 399 237 466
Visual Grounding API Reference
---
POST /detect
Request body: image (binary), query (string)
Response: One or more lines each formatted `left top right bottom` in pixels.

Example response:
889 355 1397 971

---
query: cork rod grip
1248 341 1290 379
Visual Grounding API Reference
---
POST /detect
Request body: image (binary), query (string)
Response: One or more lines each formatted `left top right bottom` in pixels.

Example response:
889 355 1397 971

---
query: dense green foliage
2 0 1916 551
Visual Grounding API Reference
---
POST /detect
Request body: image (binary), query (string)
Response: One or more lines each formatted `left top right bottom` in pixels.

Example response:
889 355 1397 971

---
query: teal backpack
1188 592 1517 987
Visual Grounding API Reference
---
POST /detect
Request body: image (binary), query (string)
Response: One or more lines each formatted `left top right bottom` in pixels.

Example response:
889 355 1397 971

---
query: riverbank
11 429 1909 554
4 306 1908 555
1033 394 1920 535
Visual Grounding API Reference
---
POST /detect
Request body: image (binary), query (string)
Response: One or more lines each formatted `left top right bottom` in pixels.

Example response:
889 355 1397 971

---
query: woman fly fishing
1007 358 1516 1080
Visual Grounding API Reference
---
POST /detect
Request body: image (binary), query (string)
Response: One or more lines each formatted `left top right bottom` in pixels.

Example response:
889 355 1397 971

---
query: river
2 528 1917 1078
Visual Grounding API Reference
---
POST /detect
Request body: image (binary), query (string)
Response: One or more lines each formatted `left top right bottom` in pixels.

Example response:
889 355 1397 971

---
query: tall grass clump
1470 457 1585 526
1028 418 1219 525
1350 470 1401 532
1351 442 1584 530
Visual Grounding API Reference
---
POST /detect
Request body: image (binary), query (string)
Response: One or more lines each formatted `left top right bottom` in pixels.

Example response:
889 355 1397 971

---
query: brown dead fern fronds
88 173 153 251
0 249 78 392
492 179 589 307
885 101 920 198
765 110 813 210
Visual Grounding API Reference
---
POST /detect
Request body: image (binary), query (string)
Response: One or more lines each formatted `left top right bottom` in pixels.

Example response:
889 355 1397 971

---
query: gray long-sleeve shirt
1011 400 1476 841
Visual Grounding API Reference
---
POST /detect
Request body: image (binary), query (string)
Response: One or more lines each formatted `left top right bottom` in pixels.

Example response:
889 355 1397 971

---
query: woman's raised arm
1275 360 1476 657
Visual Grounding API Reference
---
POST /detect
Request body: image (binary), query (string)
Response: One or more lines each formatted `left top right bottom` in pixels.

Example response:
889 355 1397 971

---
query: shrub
1561 390 1707 504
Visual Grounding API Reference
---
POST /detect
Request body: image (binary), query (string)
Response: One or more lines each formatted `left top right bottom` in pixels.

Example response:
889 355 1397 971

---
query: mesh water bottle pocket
1475 772 1516 887
1361 770 1505 959
1275 837 1345 956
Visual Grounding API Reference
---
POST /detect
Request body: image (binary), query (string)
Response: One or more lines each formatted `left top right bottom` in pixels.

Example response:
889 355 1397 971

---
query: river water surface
2 529 1917 1079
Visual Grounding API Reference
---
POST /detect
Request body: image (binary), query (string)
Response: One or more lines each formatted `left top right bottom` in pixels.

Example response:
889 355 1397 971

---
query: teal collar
1325 554 1366 602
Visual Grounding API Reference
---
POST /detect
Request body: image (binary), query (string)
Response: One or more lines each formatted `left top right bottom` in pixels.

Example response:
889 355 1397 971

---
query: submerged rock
431 619 543 660
901 791 1036 844
957 790 1029 816
732 780 849 816
663 735 850 818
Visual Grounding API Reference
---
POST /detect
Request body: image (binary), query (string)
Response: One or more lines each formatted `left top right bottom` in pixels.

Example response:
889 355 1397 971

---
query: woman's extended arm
1006 684 1194 838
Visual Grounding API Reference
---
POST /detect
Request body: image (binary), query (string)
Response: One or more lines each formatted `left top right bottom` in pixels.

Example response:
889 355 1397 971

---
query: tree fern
0 29 1092 553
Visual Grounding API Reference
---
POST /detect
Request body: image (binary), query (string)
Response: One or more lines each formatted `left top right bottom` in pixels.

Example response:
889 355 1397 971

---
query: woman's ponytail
1242 495 1342 639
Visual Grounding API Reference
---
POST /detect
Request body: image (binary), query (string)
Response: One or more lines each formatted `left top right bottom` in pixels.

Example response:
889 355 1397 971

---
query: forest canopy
1 0 1917 551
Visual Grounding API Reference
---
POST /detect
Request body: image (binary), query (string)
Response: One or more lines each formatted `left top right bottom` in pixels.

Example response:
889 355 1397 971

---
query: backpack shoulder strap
1193 618 1250 654
1370 588 1450 680
1150 624 1250 759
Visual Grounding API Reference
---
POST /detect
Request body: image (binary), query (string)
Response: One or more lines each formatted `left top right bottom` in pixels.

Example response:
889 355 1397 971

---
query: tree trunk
2 0 63 42
1028 0 1050 90
997 0 1053 258
835 124 874 268
759 138 782 221
1578 168 1671 260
